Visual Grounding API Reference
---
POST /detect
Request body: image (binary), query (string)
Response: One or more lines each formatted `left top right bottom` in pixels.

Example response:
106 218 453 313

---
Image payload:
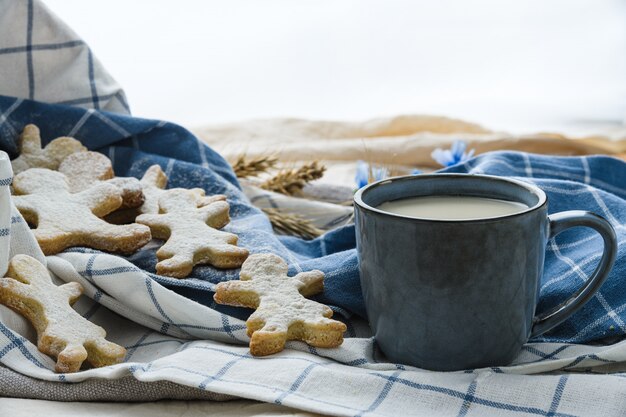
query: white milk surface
377 196 529 220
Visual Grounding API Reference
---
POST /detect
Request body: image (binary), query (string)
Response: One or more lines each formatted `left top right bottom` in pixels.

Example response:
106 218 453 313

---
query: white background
43 0 626 133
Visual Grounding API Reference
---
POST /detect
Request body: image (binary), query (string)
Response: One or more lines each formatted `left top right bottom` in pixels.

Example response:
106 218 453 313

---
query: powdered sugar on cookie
0 255 126 372
58 151 144 209
136 188 248 277
214 253 346 356
11 124 86 174
12 168 151 255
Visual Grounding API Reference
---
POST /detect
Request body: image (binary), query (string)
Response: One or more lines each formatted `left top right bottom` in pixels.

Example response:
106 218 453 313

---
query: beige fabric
0 398 321 417
194 115 626 172
0 364 233 402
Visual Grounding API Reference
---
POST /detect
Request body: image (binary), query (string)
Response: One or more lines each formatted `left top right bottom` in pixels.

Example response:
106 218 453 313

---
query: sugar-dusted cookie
11 124 86 174
136 189 249 278
105 165 208 224
12 168 151 255
58 151 144 209
58 151 113 190
214 253 346 356
0 255 126 372
137 164 169 215
107 177 144 209
138 165 215 215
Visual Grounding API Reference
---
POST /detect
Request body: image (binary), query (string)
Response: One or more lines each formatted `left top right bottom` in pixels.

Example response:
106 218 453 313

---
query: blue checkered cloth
3 1 626 415
0 0 128 113
3 97 626 416
1 94 625 346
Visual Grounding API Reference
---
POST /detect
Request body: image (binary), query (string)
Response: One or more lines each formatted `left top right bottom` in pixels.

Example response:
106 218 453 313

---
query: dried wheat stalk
262 208 323 240
260 161 326 195
231 155 278 178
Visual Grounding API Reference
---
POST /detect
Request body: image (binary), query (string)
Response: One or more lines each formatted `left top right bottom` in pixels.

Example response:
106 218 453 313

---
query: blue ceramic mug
354 174 617 371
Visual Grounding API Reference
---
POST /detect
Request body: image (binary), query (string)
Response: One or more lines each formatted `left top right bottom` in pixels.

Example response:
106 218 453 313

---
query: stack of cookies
0 124 346 373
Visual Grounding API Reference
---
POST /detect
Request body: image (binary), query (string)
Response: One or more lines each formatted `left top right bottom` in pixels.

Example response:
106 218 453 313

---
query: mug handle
530 210 618 338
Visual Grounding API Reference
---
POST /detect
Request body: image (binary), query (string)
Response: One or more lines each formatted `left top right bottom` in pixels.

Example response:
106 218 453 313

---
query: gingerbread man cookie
136 164 169 214
11 124 86 174
0 255 126 372
12 168 151 255
58 151 144 209
104 165 209 224
136 188 249 278
137 165 217 215
214 253 346 356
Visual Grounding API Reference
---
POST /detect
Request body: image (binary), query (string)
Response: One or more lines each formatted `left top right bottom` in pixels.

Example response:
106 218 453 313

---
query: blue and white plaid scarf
2 0 626 414
1 95 626 417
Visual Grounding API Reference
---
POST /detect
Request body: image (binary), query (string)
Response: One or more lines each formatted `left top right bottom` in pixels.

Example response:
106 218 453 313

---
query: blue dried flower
355 161 389 189
431 140 475 167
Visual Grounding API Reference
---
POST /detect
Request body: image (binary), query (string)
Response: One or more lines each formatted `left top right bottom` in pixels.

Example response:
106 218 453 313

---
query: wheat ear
260 161 326 195
231 155 278 178
262 208 323 240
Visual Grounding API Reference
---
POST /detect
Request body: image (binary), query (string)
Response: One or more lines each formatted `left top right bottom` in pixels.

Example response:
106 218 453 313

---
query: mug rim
353 173 548 223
